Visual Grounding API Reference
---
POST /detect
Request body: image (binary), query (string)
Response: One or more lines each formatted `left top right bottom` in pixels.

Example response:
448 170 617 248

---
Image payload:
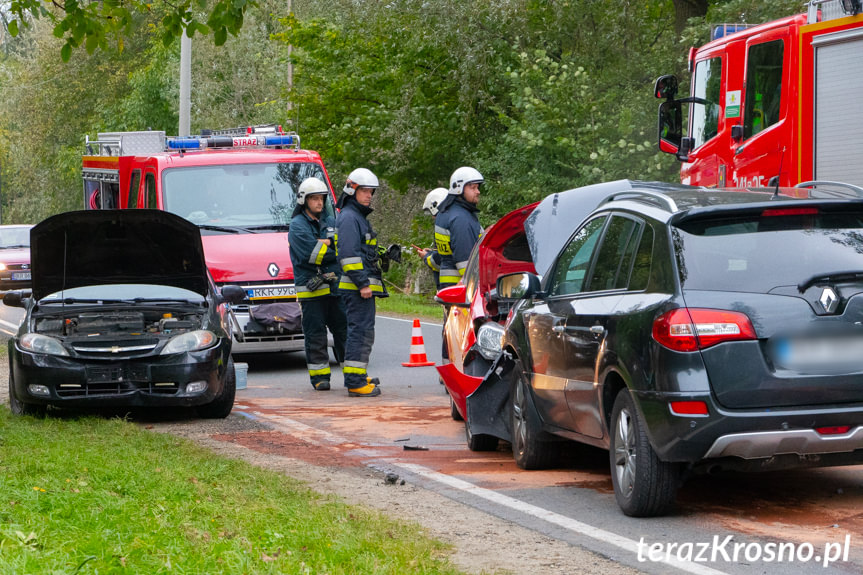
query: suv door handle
590 325 605 336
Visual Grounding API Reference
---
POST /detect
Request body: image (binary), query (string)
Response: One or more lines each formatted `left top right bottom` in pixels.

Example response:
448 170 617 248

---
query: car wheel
450 395 464 421
609 389 680 517
465 420 498 451
8 366 46 418
197 357 236 419
510 371 557 469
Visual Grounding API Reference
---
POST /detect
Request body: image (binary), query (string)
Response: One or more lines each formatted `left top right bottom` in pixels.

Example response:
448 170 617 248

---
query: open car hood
478 202 538 298
31 210 209 301
525 180 681 277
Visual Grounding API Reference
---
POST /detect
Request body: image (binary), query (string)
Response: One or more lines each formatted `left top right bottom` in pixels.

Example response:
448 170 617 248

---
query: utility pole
287 0 293 123
179 29 192 136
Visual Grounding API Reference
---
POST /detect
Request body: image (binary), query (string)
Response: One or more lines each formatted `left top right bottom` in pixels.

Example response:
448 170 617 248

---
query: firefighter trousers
300 296 347 387
341 291 376 389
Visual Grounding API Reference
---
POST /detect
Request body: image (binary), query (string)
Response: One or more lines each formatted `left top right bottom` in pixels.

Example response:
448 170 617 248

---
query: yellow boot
348 381 381 397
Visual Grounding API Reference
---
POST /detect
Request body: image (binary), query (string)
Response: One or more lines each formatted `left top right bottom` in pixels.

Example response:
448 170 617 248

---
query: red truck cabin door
728 25 795 188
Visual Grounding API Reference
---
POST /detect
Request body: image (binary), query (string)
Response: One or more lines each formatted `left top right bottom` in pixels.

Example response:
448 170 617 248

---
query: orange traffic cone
402 319 436 367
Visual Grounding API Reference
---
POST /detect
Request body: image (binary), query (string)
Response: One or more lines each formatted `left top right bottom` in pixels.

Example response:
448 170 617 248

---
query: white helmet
449 166 484 195
343 168 379 195
422 187 448 216
297 177 330 205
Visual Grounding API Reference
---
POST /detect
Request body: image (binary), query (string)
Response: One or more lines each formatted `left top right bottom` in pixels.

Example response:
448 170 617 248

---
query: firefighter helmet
296 177 330 205
343 168 379 195
449 166 484 195
422 188 448 216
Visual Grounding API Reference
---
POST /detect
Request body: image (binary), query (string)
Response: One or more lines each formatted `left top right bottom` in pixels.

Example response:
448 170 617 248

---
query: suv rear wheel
610 389 679 517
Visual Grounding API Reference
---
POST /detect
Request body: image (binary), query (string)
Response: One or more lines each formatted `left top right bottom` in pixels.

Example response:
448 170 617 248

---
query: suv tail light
652 308 756 352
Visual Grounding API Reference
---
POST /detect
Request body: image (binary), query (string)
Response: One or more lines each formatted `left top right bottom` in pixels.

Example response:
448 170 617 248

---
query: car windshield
161 162 333 228
674 210 863 293
41 284 205 303
0 227 31 248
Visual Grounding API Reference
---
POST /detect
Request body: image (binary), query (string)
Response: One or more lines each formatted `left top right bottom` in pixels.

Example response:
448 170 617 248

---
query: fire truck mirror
658 99 683 154
654 74 679 100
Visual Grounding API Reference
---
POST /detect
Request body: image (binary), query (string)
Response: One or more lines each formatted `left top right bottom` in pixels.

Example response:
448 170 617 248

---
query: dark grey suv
471 181 863 517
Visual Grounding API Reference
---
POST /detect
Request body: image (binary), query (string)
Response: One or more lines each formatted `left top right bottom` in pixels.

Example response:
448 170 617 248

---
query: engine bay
34 307 204 339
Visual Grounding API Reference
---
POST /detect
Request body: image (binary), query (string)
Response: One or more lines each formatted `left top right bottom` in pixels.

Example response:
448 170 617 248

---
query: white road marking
379 315 442 328
396 462 730 575
234 406 729 575
0 317 19 336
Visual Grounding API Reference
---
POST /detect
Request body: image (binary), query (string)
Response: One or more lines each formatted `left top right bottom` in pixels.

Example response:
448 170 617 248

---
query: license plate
11 272 31 281
774 336 863 372
246 285 296 300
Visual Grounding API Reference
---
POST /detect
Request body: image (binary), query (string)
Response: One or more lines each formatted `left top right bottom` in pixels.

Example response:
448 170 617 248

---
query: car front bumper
9 340 231 408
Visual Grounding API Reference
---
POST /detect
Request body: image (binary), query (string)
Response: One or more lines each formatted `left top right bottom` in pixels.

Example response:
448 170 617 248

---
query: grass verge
0 411 462 574
376 290 443 322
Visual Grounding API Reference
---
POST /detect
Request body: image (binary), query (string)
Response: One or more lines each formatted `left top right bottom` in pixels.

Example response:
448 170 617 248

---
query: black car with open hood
6 210 246 418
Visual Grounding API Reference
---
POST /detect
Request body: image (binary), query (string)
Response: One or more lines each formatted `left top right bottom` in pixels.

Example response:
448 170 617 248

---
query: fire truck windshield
161 162 331 228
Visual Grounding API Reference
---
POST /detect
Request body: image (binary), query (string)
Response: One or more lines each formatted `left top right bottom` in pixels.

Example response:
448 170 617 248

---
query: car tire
609 389 680 517
197 357 236 419
465 420 498 451
510 371 558 469
450 395 464 421
8 366 46 418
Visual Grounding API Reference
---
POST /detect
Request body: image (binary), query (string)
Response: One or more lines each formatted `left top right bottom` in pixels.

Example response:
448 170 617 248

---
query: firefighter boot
313 380 331 391
348 381 381 397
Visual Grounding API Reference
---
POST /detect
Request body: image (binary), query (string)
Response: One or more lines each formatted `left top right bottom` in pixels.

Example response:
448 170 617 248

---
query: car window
691 56 722 149
587 215 642 292
145 173 157 209
463 240 481 301
674 210 863 293
743 40 783 140
128 169 141 209
548 216 607 296
628 224 654 291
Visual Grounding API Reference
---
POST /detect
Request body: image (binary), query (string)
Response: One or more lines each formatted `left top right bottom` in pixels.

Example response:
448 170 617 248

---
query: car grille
71 339 158 356
59 366 180 397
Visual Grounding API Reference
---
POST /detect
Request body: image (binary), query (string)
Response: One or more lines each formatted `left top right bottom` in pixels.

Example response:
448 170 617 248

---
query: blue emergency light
165 126 300 151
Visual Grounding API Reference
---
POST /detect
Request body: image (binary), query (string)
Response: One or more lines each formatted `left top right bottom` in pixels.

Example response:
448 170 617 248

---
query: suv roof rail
794 180 863 198
602 189 679 213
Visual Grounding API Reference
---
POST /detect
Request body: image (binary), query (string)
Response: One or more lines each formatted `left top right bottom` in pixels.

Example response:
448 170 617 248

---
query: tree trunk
673 0 709 35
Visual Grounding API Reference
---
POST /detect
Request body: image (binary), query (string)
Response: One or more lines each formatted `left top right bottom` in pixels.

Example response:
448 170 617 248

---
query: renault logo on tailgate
820 287 839 313
268 263 280 277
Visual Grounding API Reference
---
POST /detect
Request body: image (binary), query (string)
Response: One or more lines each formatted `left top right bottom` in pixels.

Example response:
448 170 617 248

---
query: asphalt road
3 302 863 575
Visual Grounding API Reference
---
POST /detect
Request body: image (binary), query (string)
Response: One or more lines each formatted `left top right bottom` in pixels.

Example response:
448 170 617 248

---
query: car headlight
19 333 69 356
161 330 217 355
476 322 505 361
0 262 7 271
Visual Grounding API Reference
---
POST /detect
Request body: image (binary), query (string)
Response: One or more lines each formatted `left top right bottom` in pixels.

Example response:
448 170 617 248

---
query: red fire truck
81 126 338 354
655 0 863 189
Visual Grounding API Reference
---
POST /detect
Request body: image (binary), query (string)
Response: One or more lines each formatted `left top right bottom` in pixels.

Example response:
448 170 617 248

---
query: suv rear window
674 211 863 292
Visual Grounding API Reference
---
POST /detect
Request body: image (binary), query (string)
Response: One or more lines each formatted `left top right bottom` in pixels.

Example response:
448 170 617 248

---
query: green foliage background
0 0 804 289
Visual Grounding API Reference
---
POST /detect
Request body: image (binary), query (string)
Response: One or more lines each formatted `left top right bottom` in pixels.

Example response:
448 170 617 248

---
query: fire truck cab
81 126 338 354
655 0 863 189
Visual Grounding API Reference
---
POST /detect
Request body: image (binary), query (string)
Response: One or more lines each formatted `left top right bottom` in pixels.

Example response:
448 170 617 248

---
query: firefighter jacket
288 210 339 300
434 197 482 286
422 248 442 288
335 198 389 297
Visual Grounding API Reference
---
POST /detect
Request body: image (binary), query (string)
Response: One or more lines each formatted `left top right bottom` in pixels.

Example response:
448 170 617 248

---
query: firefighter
288 177 347 391
414 187 449 289
335 168 387 397
434 167 484 288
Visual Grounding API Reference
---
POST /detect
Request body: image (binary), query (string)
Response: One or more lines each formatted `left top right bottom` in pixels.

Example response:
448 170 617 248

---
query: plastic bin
234 362 248 390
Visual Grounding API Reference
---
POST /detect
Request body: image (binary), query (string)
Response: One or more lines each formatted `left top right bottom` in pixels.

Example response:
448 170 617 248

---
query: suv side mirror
435 284 470 308
219 285 247 305
496 272 542 301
